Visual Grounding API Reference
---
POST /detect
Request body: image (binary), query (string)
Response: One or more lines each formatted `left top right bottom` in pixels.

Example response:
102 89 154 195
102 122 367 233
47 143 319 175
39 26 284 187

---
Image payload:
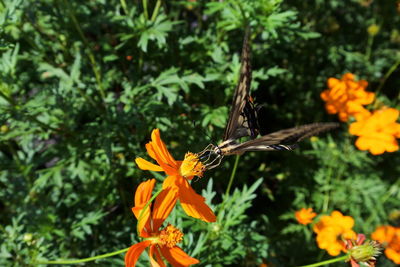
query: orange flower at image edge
125 179 199 267
372 225 400 264
135 129 216 222
349 108 400 155
295 208 317 225
313 211 357 256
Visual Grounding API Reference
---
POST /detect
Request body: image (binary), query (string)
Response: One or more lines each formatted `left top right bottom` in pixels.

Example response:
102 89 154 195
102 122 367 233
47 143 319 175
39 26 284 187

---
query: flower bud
367 24 380 36
348 240 382 265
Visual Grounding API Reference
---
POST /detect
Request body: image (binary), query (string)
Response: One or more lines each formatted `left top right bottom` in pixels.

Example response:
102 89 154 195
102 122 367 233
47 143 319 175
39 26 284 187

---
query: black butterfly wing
223 28 252 142
225 122 339 154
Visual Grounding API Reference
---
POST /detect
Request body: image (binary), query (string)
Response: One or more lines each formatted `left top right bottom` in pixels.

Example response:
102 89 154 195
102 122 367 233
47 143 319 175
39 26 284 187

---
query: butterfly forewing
223 28 253 142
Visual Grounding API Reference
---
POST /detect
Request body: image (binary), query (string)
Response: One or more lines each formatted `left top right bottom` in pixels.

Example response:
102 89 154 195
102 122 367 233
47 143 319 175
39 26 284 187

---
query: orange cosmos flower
371 225 400 264
135 129 216 222
321 73 375 122
295 208 317 225
125 179 199 267
349 108 400 155
313 211 357 256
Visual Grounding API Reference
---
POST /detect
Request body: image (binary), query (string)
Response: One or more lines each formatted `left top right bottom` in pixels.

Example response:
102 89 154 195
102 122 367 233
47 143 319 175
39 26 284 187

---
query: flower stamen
179 152 205 178
159 224 183 248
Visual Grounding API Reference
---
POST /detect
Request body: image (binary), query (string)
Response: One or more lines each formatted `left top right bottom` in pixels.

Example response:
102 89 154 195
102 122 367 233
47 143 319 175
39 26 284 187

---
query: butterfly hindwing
224 122 339 154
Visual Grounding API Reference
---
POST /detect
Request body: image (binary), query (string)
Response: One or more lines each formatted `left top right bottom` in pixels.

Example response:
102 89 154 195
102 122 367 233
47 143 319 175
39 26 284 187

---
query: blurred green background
1 0 399 266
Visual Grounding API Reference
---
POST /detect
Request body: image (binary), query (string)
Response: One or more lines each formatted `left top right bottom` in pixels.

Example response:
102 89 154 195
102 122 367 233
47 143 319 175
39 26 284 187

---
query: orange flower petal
135 158 164 172
135 179 156 206
385 247 400 264
149 245 163 267
160 246 200 267
176 176 216 222
327 77 340 88
371 225 396 244
152 187 178 230
125 241 151 267
153 247 167 267
380 108 399 123
145 142 158 161
132 206 151 236
133 179 155 235
151 129 177 168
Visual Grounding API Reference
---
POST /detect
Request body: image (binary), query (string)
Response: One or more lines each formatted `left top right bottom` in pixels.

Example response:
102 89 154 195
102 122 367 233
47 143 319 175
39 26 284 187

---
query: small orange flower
295 208 317 225
371 225 400 264
313 211 357 256
135 129 216 222
321 73 375 122
349 108 400 155
125 179 199 267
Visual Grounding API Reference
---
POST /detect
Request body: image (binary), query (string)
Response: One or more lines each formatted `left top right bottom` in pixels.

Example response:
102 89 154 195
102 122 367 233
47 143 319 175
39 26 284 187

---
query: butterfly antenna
192 120 216 145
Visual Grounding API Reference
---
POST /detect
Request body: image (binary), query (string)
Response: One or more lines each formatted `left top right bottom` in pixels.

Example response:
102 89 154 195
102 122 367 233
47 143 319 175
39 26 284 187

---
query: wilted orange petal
160 246 200 267
125 241 151 267
152 187 178 230
135 158 164 172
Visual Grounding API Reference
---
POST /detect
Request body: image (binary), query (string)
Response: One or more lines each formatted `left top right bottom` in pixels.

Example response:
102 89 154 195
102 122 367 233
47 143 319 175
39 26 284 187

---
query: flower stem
365 35 374 61
120 0 128 14
151 0 162 22
33 247 129 265
225 154 240 196
142 0 149 20
298 255 348 267
375 57 400 98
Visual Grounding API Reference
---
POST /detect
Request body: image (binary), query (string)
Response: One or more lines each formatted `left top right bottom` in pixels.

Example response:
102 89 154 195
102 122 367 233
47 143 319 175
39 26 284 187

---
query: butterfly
198 28 339 169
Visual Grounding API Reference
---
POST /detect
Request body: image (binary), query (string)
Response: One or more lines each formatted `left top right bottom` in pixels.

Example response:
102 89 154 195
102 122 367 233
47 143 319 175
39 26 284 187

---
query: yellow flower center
179 152 205 178
158 224 183 248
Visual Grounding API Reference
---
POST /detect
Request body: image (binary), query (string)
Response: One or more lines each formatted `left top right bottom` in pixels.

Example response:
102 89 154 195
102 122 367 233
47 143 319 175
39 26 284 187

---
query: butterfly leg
204 154 223 170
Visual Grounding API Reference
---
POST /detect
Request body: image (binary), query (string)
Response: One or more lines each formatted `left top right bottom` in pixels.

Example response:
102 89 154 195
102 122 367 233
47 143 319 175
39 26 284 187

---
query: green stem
34 247 129 265
120 0 128 14
225 154 240 197
150 0 162 22
142 0 149 20
298 255 348 267
63 0 106 105
365 35 373 61
375 57 400 99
